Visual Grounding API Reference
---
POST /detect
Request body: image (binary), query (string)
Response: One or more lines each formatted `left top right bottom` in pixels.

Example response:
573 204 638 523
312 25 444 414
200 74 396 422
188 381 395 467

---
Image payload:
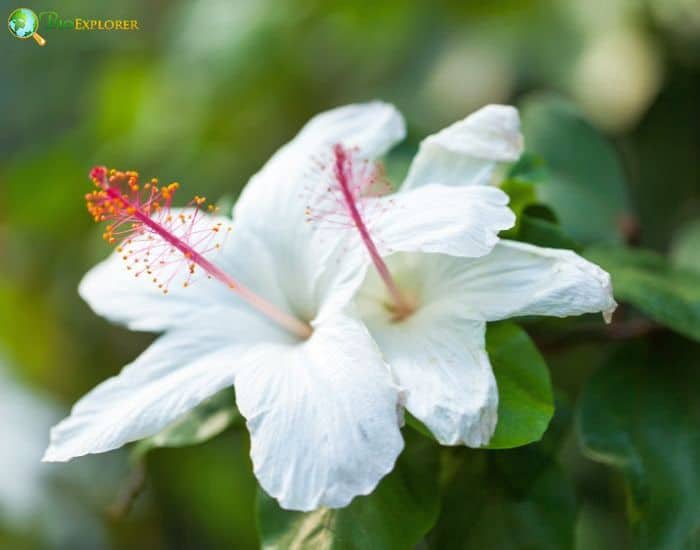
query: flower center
384 288 419 323
355 254 423 327
86 166 312 340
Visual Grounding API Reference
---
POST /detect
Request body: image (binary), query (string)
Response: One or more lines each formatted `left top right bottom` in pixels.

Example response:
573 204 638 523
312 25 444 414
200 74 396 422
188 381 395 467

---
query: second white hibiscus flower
239 101 616 450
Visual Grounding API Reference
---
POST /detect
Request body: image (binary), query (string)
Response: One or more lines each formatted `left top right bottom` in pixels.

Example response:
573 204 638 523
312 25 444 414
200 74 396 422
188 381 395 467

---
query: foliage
518 94 631 245
257 433 439 550
578 341 700 549
585 246 700 342
485 323 554 449
1 1 699 548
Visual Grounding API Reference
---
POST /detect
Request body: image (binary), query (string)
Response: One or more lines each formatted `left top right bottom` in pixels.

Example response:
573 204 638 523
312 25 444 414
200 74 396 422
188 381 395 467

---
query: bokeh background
1 0 699 548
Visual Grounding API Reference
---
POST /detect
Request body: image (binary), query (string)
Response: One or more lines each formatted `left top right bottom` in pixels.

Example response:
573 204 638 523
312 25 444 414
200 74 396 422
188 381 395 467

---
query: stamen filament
92 169 312 339
332 144 414 318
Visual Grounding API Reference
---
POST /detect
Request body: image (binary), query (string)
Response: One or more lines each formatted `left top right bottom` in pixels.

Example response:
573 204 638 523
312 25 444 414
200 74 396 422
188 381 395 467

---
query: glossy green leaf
486 323 554 449
257 433 439 550
520 94 631 244
577 343 700 549
585 246 700 342
133 388 239 460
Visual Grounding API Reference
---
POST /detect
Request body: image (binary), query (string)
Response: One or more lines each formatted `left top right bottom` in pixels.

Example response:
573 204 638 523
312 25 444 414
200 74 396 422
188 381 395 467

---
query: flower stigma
86 166 312 339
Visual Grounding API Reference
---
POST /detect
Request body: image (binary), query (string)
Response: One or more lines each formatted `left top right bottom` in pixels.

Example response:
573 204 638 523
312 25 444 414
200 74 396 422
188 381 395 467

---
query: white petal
357 258 497 447
234 101 405 228
79 252 218 332
368 184 515 257
230 103 404 321
235 311 404 511
293 101 406 160
43 307 289 462
80 210 329 337
402 105 523 190
79 210 235 332
406 241 616 322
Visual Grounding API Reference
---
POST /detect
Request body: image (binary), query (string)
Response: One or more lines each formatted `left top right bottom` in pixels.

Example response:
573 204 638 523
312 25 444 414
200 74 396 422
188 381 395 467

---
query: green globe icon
8 8 46 45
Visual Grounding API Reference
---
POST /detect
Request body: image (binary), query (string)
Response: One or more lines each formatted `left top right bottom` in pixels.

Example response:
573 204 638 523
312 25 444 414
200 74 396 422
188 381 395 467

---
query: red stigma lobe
86 167 228 293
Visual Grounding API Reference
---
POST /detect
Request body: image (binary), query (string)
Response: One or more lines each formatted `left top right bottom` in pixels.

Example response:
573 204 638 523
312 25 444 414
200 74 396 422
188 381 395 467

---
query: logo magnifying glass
8 8 46 46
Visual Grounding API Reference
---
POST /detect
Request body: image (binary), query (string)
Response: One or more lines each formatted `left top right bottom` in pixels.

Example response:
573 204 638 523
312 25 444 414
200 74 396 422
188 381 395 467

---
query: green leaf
404 411 435 441
500 178 538 239
430 446 576 550
671 219 700 274
518 214 580 250
520 94 631 244
257 433 440 550
507 151 551 186
486 323 554 449
132 388 239 460
501 178 538 218
517 204 581 251
501 171 581 250
577 343 700 549
148 429 259 549
585 246 700 342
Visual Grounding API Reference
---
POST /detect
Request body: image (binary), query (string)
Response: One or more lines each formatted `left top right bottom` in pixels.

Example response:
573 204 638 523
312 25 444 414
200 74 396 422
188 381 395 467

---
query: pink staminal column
86 166 312 339
331 144 415 320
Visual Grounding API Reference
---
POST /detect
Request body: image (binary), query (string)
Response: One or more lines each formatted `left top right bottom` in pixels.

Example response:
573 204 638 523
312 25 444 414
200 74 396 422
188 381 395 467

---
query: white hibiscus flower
43 101 613 514
45 102 516 512
290 103 617 448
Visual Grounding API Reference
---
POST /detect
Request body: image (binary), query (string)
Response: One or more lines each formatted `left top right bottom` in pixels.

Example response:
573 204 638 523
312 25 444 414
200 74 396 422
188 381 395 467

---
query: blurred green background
1 0 699 548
